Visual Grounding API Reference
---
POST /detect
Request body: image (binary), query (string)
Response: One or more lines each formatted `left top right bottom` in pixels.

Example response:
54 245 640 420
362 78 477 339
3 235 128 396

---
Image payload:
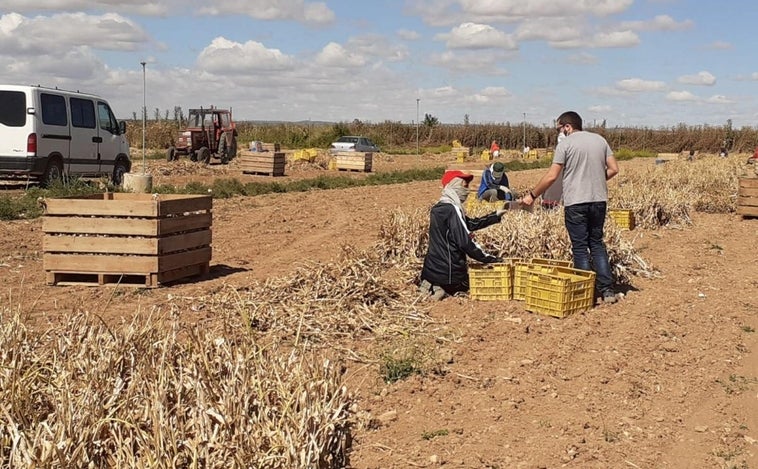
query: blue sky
2 0 757 128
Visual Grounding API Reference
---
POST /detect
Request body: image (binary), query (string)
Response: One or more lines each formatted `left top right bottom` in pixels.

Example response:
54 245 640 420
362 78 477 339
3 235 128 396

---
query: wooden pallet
737 177 758 218
42 193 213 288
46 262 210 288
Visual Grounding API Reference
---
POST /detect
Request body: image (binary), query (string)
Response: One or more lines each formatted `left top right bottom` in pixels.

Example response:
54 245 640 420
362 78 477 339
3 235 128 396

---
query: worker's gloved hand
496 208 508 217
499 186 511 194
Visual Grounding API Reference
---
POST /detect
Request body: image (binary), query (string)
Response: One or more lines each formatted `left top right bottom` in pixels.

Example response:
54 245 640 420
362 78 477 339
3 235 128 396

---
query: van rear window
0 91 26 127
41 93 67 126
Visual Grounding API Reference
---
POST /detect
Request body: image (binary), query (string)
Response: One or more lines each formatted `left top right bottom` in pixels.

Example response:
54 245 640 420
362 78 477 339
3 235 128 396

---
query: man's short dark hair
557 111 583 131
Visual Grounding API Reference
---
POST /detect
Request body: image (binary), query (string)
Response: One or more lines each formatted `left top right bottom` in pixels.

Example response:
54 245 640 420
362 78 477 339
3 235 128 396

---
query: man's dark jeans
564 202 614 294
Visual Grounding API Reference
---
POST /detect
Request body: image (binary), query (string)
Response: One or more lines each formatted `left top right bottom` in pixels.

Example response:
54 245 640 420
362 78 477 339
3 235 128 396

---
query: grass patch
421 429 449 440
380 354 422 383
615 148 658 160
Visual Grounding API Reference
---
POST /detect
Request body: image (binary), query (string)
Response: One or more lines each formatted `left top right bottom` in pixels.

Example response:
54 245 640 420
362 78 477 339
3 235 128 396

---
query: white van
0 84 131 186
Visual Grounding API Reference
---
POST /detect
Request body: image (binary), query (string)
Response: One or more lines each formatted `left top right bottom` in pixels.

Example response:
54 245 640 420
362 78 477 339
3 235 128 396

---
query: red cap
441 170 474 187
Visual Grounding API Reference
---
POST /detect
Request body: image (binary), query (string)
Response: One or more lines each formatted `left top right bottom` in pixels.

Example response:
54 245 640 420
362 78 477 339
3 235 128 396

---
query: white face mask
454 186 469 203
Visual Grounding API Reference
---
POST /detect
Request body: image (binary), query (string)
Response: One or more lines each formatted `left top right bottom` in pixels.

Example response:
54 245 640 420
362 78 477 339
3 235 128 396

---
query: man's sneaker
603 291 618 304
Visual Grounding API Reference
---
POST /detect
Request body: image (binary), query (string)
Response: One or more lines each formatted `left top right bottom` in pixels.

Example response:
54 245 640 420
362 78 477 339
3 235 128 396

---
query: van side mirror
119 121 126 135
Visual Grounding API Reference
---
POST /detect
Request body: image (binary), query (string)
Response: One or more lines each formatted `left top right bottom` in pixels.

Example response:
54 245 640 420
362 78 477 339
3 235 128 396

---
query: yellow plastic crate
512 258 573 301
469 263 514 301
608 209 635 230
524 267 595 318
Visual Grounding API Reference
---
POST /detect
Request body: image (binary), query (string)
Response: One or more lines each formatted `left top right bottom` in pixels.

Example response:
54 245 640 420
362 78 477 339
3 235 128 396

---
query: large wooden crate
334 151 372 172
42 193 212 287
737 177 758 218
239 152 286 176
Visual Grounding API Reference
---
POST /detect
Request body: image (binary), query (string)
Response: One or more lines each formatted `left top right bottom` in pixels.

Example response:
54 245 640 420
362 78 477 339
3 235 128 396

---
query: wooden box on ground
262 143 281 152
525 267 595 318
43 193 212 288
334 151 372 172
737 177 758 218
239 152 286 176
452 147 472 163
608 209 636 230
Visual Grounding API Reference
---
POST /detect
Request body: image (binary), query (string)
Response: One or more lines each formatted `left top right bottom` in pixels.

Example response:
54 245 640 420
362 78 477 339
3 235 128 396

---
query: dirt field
1 154 757 468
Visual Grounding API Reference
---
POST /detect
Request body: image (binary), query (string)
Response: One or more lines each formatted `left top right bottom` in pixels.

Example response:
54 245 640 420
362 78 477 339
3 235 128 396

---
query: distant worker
419 170 507 300
521 111 620 304
477 161 512 202
490 139 500 158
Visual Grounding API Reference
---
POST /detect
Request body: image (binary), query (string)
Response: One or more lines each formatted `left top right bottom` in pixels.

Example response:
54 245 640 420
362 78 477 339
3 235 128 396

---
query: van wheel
112 159 129 185
167 146 176 162
197 147 211 164
41 159 63 188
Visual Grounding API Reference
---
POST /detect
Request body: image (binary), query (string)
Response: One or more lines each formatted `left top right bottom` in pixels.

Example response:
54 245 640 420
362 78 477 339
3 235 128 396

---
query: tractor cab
168 106 238 164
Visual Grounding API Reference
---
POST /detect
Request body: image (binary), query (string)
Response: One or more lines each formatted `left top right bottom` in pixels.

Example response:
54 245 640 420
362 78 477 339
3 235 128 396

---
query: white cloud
438 23 518 50
566 52 599 65
620 14 693 31
706 41 732 50
666 90 698 102
315 42 367 68
616 78 666 92
0 0 169 15
705 95 733 104
0 12 148 54
346 35 410 62
588 105 612 113
397 29 421 41
198 0 335 24
515 18 582 43
677 71 716 86
197 37 296 74
551 30 639 49
751 72 758 81
458 0 633 19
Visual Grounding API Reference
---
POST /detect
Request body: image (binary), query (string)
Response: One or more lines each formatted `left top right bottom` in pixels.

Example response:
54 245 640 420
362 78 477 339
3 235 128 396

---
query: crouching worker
477 161 513 202
419 170 507 300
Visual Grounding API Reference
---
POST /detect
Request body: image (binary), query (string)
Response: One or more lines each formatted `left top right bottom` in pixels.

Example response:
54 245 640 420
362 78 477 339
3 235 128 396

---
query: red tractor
168 106 238 164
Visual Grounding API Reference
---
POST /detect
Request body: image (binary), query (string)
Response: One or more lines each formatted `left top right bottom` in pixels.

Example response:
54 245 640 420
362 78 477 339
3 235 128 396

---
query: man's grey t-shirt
552 131 613 207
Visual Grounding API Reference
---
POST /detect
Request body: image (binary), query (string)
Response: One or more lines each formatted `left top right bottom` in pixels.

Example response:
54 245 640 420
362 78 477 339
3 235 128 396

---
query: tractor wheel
228 137 238 160
197 147 211 164
167 146 176 162
41 158 63 188
218 135 228 164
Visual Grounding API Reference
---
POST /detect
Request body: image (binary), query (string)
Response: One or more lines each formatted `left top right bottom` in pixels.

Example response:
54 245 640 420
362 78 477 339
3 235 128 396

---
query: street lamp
140 61 147 173
416 98 420 157
522 112 526 153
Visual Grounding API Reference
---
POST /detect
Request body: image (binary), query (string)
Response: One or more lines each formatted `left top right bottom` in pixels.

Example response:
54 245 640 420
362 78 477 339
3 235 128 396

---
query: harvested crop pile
0 311 352 468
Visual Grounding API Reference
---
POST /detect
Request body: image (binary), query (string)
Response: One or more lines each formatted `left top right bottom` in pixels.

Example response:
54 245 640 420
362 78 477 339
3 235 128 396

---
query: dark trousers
564 202 614 294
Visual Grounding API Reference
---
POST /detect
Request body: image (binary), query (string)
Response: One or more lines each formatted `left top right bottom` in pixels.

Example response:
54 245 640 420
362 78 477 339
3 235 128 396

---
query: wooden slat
158 247 212 271
737 196 758 207
43 253 158 272
158 213 212 235
156 262 210 284
156 195 212 217
44 198 158 217
44 235 158 255
737 205 758 217
738 187 758 198
158 229 212 254
739 178 758 189
239 155 285 164
44 216 158 236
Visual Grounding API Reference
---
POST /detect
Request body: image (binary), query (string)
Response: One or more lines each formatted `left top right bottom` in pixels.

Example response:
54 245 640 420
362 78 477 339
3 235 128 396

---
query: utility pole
522 112 526 153
416 98 420 157
141 61 147 173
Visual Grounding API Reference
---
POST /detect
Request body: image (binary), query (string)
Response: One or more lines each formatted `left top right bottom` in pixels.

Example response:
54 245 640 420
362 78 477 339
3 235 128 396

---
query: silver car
330 136 380 153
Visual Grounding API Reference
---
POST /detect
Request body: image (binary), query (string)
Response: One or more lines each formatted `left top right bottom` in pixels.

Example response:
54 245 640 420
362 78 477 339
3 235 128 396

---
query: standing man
490 139 501 158
521 111 620 304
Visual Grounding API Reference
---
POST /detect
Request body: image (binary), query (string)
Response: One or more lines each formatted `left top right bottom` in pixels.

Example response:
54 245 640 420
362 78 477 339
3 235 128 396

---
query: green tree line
126 117 757 154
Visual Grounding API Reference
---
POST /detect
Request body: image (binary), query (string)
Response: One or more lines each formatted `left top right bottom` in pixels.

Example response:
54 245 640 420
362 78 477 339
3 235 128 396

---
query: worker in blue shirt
477 161 513 202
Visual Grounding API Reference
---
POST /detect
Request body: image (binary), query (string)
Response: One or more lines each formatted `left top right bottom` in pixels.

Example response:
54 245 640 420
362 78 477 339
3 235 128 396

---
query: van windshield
0 91 26 127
